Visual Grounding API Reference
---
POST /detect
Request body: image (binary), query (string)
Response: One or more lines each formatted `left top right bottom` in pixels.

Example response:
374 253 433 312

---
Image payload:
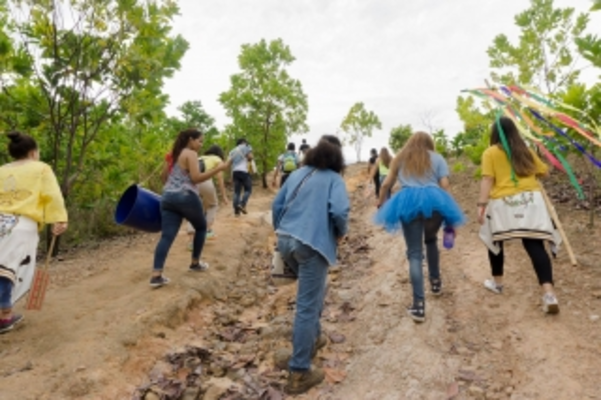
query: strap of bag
276 168 317 227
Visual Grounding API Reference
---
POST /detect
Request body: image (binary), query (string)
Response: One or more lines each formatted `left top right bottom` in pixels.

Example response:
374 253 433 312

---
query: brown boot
285 367 325 395
273 333 329 370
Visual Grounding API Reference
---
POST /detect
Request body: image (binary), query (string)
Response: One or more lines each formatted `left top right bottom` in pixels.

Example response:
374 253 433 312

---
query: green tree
168 100 220 151
219 38 308 188
388 124 412 152
487 0 589 95
340 102 381 162
455 96 494 165
0 0 188 198
432 129 449 157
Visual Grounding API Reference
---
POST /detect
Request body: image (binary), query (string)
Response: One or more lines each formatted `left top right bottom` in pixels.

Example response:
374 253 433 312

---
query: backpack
282 153 298 173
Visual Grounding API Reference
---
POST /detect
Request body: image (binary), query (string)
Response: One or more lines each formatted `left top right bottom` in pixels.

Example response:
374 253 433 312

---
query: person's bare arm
185 150 228 183
272 161 281 187
439 176 450 192
377 156 399 207
217 171 229 203
477 176 495 224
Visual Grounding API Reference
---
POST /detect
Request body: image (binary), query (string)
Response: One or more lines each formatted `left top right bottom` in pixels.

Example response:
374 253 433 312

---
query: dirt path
2 165 601 400
325 170 601 400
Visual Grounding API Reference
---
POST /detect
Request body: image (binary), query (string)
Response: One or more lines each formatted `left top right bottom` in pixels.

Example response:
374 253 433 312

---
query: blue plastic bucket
114 184 162 232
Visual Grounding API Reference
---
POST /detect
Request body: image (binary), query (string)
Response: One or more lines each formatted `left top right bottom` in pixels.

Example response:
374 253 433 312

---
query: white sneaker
542 293 560 314
484 279 503 294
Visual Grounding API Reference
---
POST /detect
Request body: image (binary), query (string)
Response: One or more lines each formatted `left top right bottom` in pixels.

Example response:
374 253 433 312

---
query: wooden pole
540 185 578 266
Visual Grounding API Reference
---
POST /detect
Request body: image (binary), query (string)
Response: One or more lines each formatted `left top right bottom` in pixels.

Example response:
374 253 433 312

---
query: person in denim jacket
272 135 350 395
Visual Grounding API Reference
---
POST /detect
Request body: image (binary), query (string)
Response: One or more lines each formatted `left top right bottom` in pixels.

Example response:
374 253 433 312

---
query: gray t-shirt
397 151 449 188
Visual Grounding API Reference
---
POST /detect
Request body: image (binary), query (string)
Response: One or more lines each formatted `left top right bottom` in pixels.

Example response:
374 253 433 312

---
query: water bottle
443 226 455 250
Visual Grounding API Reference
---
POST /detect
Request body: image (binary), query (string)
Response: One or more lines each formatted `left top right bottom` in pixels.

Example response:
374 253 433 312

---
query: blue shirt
398 151 449 187
272 166 350 265
229 144 252 172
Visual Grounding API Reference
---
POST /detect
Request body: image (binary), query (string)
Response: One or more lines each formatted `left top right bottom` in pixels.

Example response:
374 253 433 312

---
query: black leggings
373 174 381 198
488 239 553 285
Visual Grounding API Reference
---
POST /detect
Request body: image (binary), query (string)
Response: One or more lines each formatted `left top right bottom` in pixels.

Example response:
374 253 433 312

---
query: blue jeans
0 277 12 309
233 171 252 212
277 235 328 372
401 213 443 303
153 190 207 271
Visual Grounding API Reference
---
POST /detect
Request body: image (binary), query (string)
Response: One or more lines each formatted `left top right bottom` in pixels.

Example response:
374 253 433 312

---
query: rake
25 235 56 310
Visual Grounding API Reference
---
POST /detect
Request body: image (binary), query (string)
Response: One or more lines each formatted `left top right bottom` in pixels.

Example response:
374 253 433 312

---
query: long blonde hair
379 147 392 168
397 131 435 178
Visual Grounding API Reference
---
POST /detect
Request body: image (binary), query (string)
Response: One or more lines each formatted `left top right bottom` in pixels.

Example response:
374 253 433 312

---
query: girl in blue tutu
375 132 465 322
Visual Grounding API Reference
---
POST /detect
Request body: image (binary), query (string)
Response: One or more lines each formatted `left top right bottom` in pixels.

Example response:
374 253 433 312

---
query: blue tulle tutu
374 186 467 232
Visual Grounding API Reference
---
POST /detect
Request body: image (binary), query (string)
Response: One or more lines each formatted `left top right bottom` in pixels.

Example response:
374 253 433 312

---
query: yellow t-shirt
481 145 548 199
200 155 223 172
0 161 68 224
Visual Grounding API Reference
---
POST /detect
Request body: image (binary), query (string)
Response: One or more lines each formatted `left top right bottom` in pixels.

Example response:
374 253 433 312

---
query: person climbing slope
272 135 349 395
186 145 231 248
0 131 68 334
372 147 393 199
477 116 561 314
151 129 228 288
273 143 300 188
228 138 254 216
375 132 465 323
367 148 380 198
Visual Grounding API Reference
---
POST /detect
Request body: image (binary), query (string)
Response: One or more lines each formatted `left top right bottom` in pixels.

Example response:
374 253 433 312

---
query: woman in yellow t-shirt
477 117 560 314
186 145 230 248
0 132 68 334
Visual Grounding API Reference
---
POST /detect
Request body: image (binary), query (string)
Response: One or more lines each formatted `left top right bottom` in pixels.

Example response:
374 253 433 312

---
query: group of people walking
0 117 564 396
271 117 562 394
152 132 255 287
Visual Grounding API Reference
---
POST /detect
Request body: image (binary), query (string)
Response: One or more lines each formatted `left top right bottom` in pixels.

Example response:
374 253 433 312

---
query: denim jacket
272 166 350 265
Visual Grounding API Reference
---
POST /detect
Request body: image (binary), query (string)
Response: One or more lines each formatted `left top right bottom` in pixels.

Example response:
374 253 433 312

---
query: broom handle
539 185 577 266
41 235 57 272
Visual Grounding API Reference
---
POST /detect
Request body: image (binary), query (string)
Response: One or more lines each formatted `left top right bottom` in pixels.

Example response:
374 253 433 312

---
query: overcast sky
163 0 600 162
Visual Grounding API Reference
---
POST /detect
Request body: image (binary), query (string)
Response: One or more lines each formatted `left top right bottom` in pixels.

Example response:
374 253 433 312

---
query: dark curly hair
303 135 345 174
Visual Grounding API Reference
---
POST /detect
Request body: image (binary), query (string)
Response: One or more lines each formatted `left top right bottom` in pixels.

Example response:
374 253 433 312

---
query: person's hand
271 181 277 189
477 206 486 225
52 222 68 236
217 162 229 172
222 197 229 205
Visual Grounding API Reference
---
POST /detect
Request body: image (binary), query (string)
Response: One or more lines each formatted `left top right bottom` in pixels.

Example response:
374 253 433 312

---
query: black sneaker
238 205 248 215
150 275 170 288
407 301 425 323
189 261 209 272
0 314 24 334
431 279 442 296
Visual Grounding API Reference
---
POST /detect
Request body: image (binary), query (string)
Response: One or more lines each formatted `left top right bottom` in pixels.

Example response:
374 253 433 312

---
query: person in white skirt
477 116 561 314
0 131 68 334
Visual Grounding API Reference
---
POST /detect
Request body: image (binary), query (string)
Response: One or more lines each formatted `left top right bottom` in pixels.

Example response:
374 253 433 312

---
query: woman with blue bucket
150 128 228 288
375 132 465 323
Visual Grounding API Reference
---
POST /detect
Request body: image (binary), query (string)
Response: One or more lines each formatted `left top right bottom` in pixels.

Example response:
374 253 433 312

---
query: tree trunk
261 172 268 189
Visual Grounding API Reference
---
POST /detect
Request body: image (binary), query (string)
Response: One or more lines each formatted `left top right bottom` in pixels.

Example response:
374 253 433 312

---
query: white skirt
479 191 562 255
0 214 39 304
